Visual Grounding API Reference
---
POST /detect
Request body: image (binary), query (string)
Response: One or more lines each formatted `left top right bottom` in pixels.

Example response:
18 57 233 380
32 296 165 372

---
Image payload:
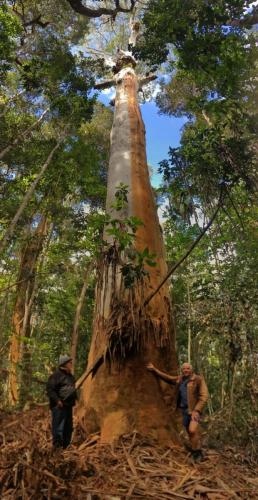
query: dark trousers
51 406 73 448
182 408 191 430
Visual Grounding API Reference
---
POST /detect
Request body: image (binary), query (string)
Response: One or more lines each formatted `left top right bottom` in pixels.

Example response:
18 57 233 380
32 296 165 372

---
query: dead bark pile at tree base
0 407 257 499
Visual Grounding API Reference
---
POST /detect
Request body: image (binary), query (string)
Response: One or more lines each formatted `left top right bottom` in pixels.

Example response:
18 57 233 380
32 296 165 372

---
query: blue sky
98 90 186 188
141 102 186 187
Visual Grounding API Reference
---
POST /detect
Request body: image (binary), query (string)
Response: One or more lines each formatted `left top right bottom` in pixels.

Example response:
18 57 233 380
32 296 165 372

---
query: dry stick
0 137 65 253
0 108 49 160
75 354 104 390
144 197 223 308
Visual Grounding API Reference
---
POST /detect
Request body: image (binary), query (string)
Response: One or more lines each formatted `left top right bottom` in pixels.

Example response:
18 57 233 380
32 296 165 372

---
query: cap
59 354 72 367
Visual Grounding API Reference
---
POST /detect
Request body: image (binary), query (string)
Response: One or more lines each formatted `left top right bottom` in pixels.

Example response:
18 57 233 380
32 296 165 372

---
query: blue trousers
51 406 73 448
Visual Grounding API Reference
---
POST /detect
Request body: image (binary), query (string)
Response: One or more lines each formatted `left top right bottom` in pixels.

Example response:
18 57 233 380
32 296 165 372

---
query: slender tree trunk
6 216 48 406
221 380 226 409
187 282 191 364
71 260 95 372
228 363 237 421
0 138 64 253
0 276 12 337
0 108 49 160
78 56 178 444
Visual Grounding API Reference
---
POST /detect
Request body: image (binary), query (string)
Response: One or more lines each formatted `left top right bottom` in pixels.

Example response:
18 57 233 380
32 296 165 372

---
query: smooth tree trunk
78 55 178 443
6 216 48 406
71 260 95 371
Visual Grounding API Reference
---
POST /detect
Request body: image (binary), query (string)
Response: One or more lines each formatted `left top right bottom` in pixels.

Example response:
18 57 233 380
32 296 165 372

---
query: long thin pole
144 196 223 307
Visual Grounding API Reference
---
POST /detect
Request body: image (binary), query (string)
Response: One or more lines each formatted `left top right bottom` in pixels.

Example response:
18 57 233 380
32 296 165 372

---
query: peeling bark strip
78 54 178 443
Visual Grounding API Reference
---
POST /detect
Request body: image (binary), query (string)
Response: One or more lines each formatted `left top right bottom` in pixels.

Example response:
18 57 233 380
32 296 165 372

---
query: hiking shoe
191 449 204 463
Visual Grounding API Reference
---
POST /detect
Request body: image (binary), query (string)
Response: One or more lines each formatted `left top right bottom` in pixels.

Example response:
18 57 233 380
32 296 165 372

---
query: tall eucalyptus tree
61 1 179 442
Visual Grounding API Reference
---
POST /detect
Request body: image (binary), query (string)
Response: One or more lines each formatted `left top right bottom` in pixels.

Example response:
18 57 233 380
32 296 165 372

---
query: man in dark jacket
147 362 208 462
46 355 77 449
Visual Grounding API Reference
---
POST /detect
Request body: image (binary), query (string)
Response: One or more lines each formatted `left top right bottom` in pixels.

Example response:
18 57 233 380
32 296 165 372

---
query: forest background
0 0 257 453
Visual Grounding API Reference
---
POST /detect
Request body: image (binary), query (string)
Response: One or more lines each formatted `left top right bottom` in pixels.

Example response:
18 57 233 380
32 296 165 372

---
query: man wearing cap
46 355 77 449
147 362 208 462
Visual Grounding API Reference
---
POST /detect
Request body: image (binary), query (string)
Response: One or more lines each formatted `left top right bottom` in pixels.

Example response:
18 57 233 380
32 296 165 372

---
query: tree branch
94 79 115 90
229 7 258 28
24 15 50 28
144 193 224 307
138 73 157 89
12 5 50 29
66 0 136 18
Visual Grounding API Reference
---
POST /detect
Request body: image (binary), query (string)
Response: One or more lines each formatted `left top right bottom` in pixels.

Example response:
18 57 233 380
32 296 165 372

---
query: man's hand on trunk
146 362 156 372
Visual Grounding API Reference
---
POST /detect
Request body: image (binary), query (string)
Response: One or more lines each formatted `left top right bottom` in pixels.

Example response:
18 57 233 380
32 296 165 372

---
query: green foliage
141 1 258 439
0 5 22 77
0 0 112 397
111 183 129 211
137 0 257 200
136 1 254 71
106 184 143 250
121 247 157 289
161 182 258 446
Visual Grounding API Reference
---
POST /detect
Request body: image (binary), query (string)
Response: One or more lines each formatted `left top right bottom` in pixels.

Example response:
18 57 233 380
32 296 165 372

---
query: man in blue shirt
147 362 208 461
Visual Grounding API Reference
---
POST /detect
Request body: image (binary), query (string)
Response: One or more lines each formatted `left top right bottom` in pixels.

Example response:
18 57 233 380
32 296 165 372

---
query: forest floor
0 407 257 500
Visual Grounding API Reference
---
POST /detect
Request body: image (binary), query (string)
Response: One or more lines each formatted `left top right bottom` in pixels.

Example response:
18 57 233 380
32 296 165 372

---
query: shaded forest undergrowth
1 407 257 499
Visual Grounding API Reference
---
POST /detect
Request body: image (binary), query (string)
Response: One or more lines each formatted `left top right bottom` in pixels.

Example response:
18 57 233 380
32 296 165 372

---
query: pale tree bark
0 137 64 253
0 108 49 161
6 215 49 406
71 260 95 372
78 53 178 444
